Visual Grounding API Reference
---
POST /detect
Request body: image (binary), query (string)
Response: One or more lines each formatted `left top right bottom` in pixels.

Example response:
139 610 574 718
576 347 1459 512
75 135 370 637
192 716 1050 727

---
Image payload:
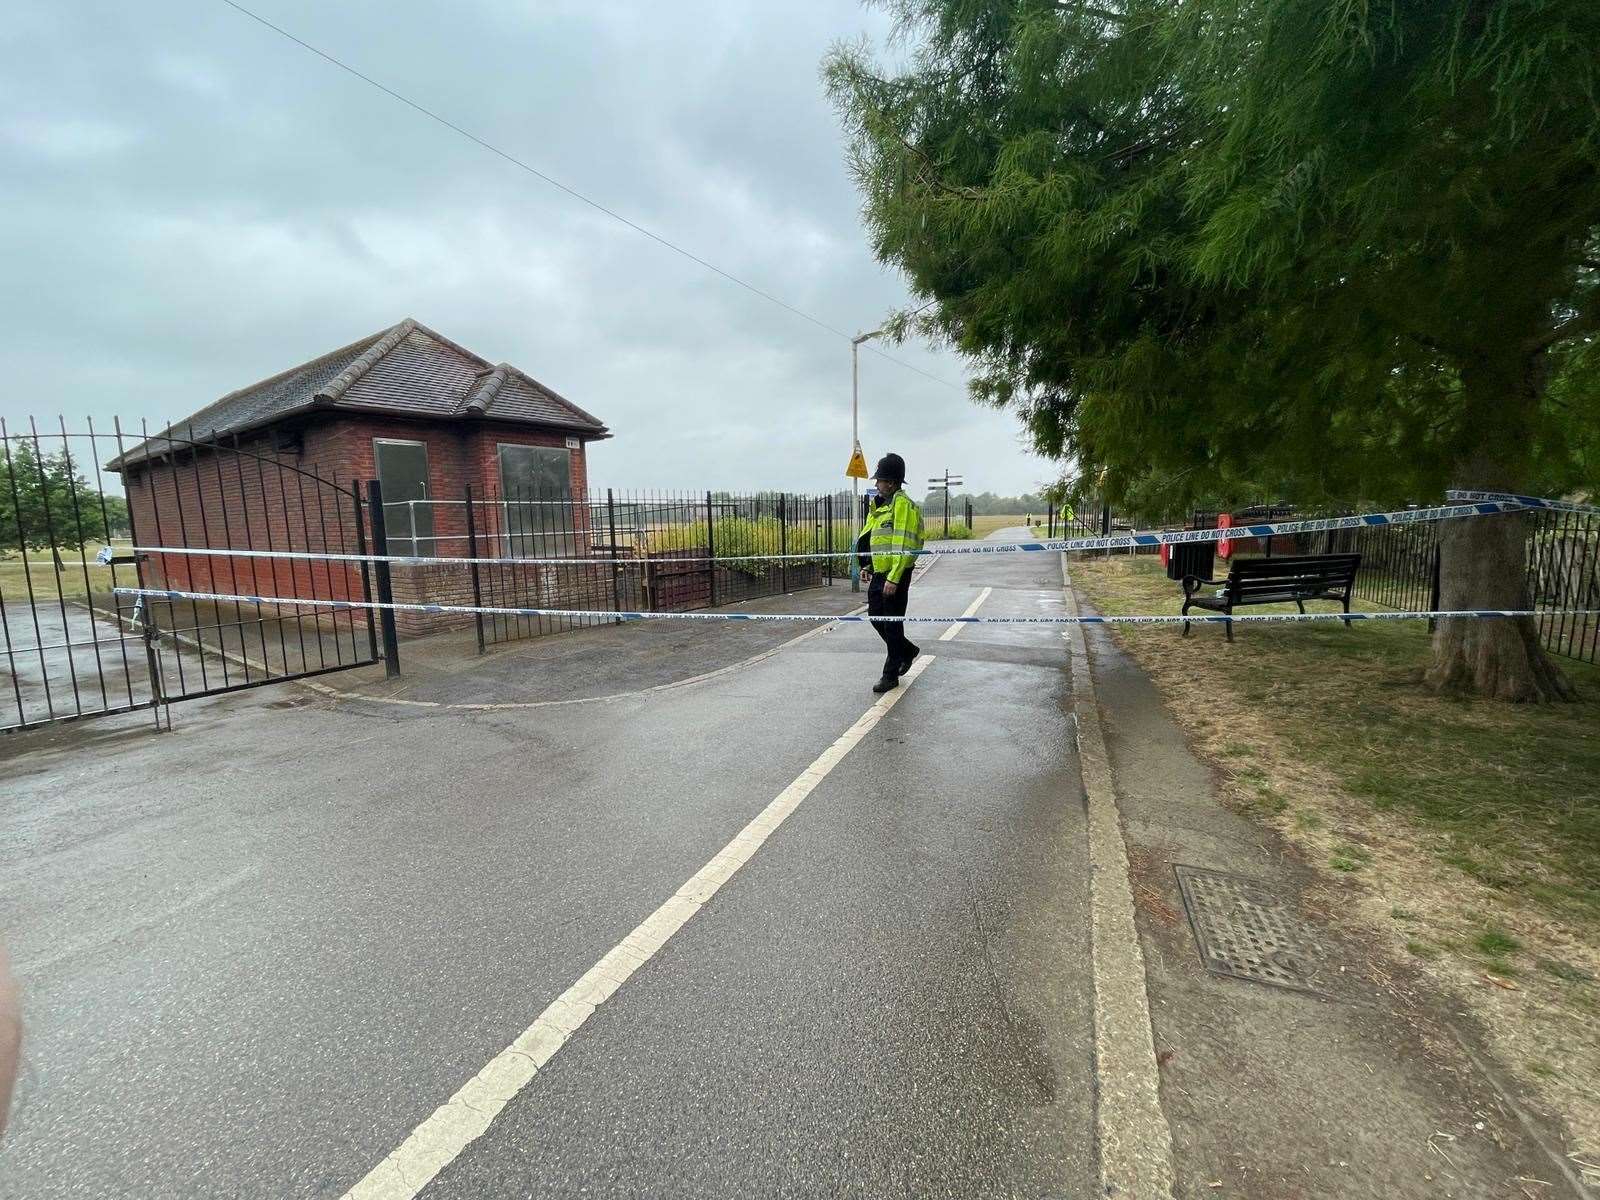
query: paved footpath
0 535 1096 1198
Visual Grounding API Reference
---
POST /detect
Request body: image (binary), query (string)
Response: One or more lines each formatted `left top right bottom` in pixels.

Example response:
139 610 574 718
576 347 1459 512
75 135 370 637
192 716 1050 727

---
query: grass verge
962 513 1030 538
1071 554 1600 1149
1 550 117 601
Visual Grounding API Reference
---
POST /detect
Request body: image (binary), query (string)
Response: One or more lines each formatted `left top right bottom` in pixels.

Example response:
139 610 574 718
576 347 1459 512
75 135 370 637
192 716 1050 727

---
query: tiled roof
107 319 609 469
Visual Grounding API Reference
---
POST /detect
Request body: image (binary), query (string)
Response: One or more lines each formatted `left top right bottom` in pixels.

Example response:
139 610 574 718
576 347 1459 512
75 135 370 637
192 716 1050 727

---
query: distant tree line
918 489 1053 515
0 441 129 550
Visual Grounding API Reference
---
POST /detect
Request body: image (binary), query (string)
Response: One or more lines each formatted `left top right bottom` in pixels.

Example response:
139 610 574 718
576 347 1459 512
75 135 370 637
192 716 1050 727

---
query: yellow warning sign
846 444 869 479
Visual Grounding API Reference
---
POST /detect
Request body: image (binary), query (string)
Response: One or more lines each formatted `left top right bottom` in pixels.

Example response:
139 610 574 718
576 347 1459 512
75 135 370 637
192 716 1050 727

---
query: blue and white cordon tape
110 492 1596 628
1444 490 1600 516
123 496 1551 570
109 586 1598 629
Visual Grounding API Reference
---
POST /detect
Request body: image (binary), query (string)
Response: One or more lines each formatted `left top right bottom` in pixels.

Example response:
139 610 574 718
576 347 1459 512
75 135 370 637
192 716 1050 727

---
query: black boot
872 674 899 694
898 644 921 676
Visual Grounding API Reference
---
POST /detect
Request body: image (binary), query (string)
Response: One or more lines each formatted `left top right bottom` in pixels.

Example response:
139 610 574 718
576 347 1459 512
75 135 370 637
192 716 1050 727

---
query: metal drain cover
1174 866 1324 994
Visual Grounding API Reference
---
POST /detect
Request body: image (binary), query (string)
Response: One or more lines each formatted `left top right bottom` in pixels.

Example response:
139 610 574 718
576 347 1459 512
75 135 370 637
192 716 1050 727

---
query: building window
373 439 433 555
498 443 573 557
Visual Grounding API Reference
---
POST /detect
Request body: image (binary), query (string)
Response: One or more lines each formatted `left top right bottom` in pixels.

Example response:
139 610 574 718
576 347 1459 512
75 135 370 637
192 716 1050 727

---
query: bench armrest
1182 574 1223 597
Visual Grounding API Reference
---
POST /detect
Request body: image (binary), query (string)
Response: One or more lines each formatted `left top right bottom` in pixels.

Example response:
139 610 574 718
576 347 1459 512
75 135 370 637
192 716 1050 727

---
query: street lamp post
851 329 882 592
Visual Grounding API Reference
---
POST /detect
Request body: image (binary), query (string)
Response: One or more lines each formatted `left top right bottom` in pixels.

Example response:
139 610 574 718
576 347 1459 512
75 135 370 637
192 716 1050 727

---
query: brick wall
123 426 368 609
642 551 825 611
119 414 595 638
389 563 480 635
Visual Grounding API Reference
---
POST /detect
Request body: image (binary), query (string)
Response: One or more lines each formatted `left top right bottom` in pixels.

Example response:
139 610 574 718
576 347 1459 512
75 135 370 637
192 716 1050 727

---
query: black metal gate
1 420 382 734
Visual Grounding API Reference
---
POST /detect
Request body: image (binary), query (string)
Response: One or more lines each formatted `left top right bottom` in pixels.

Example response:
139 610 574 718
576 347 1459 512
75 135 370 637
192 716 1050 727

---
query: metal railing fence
2 420 380 734
1188 501 1599 665
375 487 854 649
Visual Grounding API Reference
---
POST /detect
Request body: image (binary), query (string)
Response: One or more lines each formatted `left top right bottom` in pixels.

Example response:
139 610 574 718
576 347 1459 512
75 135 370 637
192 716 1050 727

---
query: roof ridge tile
315 318 417 403
461 362 511 415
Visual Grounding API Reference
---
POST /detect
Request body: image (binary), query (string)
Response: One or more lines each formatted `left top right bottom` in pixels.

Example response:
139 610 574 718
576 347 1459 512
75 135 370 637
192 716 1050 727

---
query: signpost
926 468 964 536
846 444 868 480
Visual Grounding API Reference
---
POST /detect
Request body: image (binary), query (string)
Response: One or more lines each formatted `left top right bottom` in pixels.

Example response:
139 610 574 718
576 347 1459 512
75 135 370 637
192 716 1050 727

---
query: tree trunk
1425 508 1575 701
1424 354 1575 702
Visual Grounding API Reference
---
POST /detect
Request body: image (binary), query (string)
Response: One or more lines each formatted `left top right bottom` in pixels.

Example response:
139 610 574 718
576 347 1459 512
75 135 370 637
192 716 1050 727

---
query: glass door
373 439 433 555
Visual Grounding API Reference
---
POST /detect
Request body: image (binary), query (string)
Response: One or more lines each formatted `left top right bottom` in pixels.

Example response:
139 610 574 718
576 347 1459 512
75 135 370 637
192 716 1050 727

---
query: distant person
856 453 925 693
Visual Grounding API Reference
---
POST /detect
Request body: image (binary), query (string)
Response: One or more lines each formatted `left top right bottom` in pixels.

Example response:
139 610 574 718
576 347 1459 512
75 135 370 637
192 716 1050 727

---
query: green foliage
826 0 1600 513
0 441 127 550
1474 926 1523 957
1329 844 1373 872
920 489 1051 514
649 516 852 579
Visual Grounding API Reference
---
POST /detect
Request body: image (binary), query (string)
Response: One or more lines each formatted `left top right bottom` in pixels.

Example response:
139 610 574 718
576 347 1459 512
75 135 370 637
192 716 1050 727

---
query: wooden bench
1181 553 1361 641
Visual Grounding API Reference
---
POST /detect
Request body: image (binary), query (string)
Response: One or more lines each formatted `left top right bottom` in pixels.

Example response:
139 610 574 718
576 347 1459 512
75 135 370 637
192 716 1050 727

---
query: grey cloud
0 0 1051 496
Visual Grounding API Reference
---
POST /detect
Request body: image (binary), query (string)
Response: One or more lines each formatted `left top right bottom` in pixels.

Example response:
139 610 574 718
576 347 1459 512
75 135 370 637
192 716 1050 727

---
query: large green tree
0 441 127 551
827 0 1600 700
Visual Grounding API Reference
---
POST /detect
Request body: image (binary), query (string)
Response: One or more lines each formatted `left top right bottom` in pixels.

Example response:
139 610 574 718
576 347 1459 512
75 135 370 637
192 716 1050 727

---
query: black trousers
867 575 916 678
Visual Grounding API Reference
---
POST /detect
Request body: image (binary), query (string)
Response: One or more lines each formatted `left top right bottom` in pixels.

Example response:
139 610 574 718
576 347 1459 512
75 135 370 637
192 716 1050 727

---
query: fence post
851 492 860 593
465 484 485 654
350 480 380 663
607 488 623 624
1428 542 1442 634
813 498 821 588
779 493 788 594
705 491 717 608
113 421 166 729
966 498 973 532
826 494 834 586
365 479 401 678
26 420 83 712
1048 505 1055 539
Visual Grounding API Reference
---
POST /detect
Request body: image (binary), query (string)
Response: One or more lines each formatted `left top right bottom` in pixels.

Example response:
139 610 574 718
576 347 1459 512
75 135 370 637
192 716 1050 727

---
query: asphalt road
0 533 1093 1198
1 599 153 730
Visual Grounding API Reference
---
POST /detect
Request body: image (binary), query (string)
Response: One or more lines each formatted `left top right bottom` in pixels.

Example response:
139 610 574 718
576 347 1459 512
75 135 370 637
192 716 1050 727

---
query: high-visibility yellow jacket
857 490 924 585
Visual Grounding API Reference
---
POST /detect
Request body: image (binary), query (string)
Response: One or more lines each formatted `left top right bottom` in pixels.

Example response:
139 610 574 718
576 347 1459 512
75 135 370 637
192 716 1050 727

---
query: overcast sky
0 1 1050 498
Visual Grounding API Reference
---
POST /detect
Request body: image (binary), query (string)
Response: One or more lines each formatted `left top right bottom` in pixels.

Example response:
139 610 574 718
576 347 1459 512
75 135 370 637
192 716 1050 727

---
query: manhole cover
1174 866 1324 994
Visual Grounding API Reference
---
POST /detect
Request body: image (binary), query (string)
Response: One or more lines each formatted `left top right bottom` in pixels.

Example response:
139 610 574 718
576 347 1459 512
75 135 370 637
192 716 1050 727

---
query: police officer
856 453 925 693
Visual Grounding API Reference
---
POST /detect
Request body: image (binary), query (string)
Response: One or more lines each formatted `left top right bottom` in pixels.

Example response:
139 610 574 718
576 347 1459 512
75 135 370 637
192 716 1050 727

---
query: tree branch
1055 1 1128 22
1526 299 1600 353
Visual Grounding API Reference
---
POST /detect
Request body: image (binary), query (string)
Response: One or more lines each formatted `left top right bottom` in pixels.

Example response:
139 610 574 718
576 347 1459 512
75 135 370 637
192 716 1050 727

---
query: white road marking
342 654 936 1200
938 587 992 641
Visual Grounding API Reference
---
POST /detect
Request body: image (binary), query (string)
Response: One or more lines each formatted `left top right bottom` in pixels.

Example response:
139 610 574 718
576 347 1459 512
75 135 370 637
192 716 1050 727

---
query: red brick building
107 318 610 633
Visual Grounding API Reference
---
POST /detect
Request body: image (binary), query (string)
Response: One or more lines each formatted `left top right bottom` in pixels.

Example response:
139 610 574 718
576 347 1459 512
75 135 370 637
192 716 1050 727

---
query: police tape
118 496 1537 569
110 586 1599 629
1445 490 1600 516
